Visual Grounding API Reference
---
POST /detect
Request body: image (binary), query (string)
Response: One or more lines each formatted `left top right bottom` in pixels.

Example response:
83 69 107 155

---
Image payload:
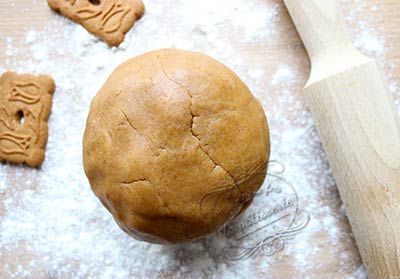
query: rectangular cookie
47 0 145 47
0 72 55 167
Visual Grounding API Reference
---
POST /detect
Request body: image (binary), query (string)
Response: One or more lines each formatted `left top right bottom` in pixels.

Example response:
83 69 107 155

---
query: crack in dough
120 109 144 136
158 57 238 188
120 178 152 185
122 179 174 216
119 108 162 156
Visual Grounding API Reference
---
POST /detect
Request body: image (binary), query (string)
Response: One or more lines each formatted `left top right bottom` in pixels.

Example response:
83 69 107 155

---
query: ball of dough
83 49 270 244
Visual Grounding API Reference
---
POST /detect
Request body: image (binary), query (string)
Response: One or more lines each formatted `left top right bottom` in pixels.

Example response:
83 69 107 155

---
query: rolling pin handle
283 0 371 85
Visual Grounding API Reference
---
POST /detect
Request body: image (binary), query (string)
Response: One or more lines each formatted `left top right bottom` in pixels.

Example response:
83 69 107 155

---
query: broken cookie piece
47 0 145 47
0 72 55 167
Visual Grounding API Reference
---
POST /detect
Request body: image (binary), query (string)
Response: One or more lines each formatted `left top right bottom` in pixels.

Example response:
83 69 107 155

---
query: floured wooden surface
0 0 399 278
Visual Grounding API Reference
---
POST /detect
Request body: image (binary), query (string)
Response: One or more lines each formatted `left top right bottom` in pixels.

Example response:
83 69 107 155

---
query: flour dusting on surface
0 0 395 278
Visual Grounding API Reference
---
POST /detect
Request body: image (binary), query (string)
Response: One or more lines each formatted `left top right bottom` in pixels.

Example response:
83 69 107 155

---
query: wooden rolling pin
282 0 400 278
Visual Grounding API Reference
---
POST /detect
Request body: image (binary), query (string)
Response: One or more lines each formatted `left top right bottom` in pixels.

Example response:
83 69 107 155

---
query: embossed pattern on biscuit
47 0 145 46
0 72 55 167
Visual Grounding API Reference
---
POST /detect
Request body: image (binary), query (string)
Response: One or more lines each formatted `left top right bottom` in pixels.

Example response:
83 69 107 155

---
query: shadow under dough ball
83 48 270 244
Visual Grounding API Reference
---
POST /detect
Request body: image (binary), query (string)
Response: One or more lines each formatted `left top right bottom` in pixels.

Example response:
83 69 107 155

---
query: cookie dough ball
83 49 270 244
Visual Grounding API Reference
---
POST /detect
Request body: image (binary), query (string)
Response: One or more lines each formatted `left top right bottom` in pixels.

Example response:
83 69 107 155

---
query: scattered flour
354 31 385 56
0 0 395 278
270 64 296 86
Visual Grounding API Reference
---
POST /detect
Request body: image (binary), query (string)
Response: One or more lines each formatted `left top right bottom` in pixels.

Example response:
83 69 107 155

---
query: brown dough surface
83 49 270 244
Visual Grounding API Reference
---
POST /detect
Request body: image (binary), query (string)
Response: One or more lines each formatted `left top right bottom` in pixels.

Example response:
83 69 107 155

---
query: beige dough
83 49 270 244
